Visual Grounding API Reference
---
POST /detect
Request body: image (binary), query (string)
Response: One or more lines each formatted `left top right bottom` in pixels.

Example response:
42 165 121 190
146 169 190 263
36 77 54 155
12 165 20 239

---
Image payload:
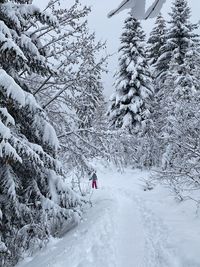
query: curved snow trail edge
16 167 200 267
16 193 118 267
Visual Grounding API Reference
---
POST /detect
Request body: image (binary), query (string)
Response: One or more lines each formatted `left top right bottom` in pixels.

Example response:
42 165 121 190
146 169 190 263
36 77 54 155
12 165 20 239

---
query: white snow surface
16 166 200 267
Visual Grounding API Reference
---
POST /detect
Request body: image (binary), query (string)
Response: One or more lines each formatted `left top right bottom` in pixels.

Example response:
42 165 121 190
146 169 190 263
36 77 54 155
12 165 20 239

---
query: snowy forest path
16 167 200 267
118 190 180 267
104 180 180 267
114 188 146 267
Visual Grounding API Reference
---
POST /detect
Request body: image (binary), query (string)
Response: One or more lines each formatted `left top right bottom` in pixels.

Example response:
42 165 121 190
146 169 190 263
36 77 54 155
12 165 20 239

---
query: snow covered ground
16 166 200 267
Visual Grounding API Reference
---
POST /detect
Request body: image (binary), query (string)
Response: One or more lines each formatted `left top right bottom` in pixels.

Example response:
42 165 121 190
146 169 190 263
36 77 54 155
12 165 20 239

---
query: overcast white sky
34 0 199 98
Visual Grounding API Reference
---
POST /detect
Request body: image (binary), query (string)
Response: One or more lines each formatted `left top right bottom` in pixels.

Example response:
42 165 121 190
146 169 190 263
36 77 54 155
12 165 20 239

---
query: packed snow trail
16 167 200 267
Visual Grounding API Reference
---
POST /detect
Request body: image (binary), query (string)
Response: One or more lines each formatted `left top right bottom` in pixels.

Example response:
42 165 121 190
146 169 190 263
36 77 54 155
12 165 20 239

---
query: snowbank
16 166 200 267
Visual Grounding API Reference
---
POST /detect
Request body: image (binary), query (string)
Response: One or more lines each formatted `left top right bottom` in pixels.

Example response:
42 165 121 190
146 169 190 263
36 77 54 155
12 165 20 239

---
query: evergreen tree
151 0 200 199
146 13 167 67
149 0 200 166
0 1 80 266
155 0 199 85
108 16 153 133
159 53 200 168
156 59 200 199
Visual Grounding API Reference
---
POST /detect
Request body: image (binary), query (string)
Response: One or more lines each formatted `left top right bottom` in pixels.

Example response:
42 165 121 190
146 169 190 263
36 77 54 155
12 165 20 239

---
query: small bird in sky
108 0 167 20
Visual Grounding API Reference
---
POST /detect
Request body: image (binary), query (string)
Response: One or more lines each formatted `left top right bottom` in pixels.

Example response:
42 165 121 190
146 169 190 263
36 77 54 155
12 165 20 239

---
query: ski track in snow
16 167 200 267
127 192 179 267
112 187 180 267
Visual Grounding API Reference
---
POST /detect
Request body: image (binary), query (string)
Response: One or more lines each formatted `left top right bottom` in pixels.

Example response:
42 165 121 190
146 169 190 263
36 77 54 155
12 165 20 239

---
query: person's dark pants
92 180 97 189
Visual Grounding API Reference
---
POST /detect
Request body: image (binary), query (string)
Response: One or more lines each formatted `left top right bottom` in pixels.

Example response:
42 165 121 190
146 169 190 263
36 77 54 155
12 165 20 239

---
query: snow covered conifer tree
148 0 200 169
152 0 200 196
108 16 153 133
146 13 167 68
0 1 81 266
155 53 200 195
155 0 199 85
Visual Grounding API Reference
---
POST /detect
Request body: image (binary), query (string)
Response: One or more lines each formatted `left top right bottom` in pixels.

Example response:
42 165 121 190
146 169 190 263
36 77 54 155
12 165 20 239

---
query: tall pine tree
151 0 200 200
108 16 153 133
155 0 199 85
146 13 167 67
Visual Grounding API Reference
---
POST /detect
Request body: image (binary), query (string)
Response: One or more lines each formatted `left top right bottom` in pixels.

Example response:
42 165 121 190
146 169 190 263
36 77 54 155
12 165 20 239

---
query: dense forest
0 0 200 266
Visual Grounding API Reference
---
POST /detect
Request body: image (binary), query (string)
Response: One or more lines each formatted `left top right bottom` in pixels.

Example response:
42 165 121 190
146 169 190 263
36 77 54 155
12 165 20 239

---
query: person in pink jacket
89 170 98 189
